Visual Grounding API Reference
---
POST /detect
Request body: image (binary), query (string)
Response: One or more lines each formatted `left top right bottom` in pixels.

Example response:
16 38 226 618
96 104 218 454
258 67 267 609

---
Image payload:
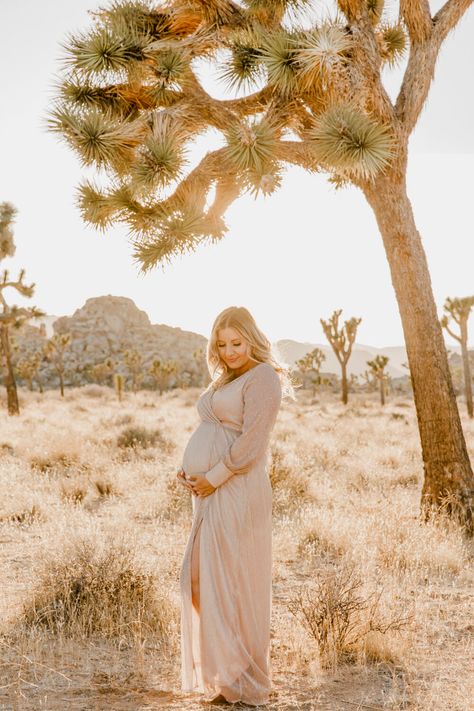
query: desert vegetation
47 0 474 528
0 383 472 710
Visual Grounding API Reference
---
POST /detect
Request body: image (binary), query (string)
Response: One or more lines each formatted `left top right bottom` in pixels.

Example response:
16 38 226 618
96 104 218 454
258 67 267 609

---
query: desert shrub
0 442 14 456
157 475 193 522
60 483 88 504
117 425 173 452
297 528 346 560
287 564 411 670
0 503 43 525
390 412 409 423
30 452 79 473
20 536 177 644
375 508 468 575
390 471 419 488
94 479 118 497
269 446 313 515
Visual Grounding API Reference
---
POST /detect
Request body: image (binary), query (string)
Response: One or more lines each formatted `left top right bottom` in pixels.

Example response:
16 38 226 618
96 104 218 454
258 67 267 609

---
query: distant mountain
52 295 206 369
24 299 463 383
274 339 461 378
14 295 208 390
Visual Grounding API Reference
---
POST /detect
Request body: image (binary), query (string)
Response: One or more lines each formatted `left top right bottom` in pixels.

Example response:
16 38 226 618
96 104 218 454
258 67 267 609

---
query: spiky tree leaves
49 0 401 270
0 203 17 260
296 25 352 93
131 114 186 194
309 105 395 181
260 31 301 97
220 29 265 91
64 27 148 76
378 25 407 66
48 108 141 171
132 210 211 270
224 118 279 174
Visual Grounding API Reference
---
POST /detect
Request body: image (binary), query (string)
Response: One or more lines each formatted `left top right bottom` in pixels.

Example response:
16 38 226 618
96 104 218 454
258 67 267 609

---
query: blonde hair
206 306 297 400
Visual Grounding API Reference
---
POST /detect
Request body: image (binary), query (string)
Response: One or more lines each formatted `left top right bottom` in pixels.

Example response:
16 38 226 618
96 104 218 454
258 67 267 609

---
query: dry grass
18 533 176 643
0 385 473 710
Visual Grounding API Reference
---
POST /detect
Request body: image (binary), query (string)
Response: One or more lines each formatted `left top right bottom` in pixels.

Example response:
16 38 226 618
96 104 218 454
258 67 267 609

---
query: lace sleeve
205 365 282 488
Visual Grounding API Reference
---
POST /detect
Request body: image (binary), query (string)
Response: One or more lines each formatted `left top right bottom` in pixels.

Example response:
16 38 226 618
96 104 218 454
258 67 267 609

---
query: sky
0 0 473 348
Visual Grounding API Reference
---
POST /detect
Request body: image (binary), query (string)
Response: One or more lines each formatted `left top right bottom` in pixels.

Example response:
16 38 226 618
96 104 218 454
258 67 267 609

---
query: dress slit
191 515 203 612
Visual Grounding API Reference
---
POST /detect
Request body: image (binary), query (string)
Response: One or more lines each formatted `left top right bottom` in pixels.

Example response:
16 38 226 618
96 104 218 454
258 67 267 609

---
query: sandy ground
0 384 473 711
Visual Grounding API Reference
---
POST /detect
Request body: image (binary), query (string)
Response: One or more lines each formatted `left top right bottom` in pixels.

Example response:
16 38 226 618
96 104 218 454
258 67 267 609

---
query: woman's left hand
188 474 216 497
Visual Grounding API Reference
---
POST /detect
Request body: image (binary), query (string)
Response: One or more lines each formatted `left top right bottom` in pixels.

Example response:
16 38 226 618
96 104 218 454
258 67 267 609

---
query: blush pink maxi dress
179 362 282 706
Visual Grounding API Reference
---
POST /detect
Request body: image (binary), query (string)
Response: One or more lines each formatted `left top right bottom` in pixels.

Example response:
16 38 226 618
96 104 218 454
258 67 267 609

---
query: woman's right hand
176 467 196 495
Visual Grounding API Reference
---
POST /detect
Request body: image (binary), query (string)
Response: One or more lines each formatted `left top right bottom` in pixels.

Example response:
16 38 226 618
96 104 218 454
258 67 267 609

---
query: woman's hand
187 474 216 498
176 468 196 495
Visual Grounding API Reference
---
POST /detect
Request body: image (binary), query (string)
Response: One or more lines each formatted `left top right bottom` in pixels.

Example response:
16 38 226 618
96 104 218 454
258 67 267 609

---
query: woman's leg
191 518 202 614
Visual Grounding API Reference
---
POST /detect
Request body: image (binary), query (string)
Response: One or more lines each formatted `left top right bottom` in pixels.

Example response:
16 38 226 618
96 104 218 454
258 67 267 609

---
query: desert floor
0 384 473 711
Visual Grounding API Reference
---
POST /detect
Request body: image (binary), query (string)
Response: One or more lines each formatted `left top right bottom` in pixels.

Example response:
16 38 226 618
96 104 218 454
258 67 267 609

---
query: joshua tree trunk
59 371 65 397
341 362 348 405
460 321 473 419
364 174 474 529
379 378 385 407
0 324 19 415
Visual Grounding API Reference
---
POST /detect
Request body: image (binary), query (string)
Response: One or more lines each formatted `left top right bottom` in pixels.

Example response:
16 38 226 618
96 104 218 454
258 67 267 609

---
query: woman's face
216 327 251 369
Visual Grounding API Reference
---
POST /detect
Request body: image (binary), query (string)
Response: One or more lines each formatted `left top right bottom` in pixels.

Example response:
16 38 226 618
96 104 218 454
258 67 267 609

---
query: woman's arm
205 365 282 488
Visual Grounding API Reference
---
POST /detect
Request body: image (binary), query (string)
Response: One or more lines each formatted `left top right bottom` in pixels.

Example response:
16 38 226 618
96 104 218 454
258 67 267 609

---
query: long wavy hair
205 306 298 400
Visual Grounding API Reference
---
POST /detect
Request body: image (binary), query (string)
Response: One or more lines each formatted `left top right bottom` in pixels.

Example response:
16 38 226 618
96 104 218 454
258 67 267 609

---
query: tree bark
380 377 385 406
460 321 473 418
341 363 348 405
0 324 20 415
364 174 474 532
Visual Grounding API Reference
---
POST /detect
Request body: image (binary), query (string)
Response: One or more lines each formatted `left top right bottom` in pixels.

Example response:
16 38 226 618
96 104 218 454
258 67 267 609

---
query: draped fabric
179 363 282 706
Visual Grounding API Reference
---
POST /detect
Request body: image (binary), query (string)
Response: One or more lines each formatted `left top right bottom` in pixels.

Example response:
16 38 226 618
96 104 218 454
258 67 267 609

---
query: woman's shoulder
245 362 282 391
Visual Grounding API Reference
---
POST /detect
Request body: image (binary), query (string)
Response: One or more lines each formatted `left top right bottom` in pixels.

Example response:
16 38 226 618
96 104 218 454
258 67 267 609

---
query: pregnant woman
177 306 294 706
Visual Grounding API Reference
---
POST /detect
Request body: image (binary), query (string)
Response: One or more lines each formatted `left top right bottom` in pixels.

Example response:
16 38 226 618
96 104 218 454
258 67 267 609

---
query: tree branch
400 0 433 43
218 87 273 114
433 0 474 42
443 322 461 343
396 0 473 133
274 141 322 172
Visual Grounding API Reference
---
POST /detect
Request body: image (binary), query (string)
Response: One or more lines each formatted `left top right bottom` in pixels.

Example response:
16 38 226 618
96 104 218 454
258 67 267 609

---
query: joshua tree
16 352 44 392
349 372 359 391
0 203 45 414
440 297 474 419
123 348 143 392
297 347 326 395
149 357 177 394
91 357 115 386
367 354 390 405
321 309 361 404
114 372 124 401
48 0 474 527
44 333 72 396
193 347 209 386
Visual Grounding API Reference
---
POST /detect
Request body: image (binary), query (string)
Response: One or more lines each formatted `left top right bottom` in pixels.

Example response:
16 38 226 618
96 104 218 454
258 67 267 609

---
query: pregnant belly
182 422 217 476
182 421 238 476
